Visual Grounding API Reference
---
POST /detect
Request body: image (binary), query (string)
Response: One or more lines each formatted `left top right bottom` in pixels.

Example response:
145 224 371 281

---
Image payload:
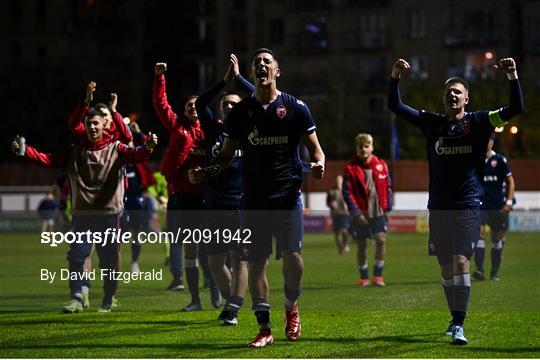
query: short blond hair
355 133 373 146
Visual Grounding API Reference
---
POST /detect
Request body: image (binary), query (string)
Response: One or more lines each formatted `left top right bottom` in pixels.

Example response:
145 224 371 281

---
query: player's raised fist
85 81 96 104
391 59 410 79
145 132 158 149
494 58 517 74
11 135 26 156
110 93 118 112
155 62 167 75
311 161 325 179
224 53 240 83
188 166 203 184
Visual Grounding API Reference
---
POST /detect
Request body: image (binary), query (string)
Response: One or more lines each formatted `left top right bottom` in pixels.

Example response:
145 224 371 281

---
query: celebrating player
474 134 515 281
153 62 212 311
343 134 391 287
194 54 254 324
12 109 157 313
388 57 523 345
190 48 325 347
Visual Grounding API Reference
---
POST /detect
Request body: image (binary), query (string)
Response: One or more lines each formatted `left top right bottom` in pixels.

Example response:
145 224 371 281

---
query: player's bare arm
303 131 325 179
223 54 240 83
85 81 96 105
109 93 118 113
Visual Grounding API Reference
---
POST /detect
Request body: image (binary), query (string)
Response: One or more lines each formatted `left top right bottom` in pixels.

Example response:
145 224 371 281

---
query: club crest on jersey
276 105 287 119
491 160 498 168
376 164 383 171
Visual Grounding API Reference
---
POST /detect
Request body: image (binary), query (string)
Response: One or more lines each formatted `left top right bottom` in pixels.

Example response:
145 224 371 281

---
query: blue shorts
332 214 350 233
481 210 509 232
242 194 303 261
428 209 481 265
349 215 387 240
203 204 243 256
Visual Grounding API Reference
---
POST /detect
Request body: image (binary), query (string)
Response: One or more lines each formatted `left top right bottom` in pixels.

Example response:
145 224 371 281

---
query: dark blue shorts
332 214 350 233
481 210 509 232
242 194 303 261
428 209 481 265
349 215 387 240
202 204 243 256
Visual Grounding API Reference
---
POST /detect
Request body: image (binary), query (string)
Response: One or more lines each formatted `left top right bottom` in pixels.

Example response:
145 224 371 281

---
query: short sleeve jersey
224 92 316 201
481 152 512 210
410 110 494 210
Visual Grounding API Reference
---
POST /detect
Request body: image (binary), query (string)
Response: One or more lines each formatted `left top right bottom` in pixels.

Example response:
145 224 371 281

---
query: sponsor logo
435 138 472 155
483 175 498 182
276 105 287 119
247 126 288 146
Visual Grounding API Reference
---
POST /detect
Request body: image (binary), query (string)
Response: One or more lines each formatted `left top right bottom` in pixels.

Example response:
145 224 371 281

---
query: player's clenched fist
310 161 325 179
391 59 410 79
494 58 517 74
155 62 167 76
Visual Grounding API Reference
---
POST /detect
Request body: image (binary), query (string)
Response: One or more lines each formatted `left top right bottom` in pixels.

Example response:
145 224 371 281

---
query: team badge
491 160 498 168
276 105 287 119
376 164 383 171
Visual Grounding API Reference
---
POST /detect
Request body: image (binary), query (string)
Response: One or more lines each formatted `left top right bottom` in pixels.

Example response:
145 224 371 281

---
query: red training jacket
152 74 205 195
342 154 392 218
68 103 133 146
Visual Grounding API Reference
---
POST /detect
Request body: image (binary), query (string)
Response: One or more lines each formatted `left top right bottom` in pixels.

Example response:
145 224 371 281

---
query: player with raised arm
388 57 523 345
474 134 515 281
190 48 325 347
12 109 157 313
194 54 254 325
67 82 133 308
69 81 133 145
153 62 207 311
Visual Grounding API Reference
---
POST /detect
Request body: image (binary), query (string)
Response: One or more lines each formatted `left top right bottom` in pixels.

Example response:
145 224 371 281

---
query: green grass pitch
1 231 539 358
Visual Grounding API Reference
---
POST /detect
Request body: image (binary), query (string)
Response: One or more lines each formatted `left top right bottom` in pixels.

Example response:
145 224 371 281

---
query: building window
354 13 386 49
361 57 386 90
524 18 540 54
409 55 428 79
446 10 496 46
199 62 215 92
409 10 426 39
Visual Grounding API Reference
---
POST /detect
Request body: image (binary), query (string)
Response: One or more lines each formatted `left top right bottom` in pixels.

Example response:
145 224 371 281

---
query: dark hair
184 95 198 107
444 77 469 91
94 102 111 112
87 107 105 119
251 48 278 65
220 91 242 102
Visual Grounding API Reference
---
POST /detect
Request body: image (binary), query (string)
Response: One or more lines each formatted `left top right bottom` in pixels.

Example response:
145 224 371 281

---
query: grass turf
0 231 539 358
